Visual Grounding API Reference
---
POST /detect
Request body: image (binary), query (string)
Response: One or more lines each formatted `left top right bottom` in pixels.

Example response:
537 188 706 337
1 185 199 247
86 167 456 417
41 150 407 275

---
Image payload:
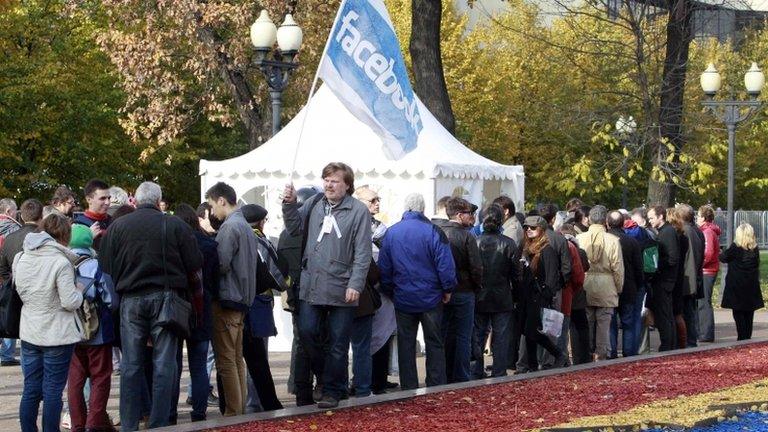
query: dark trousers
569 308 590 364
733 310 755 340
472 312 512 378
170 339 208 422
396 305 446 390
119 292 179 432
67 344 113 431
523 332 560 371
506 308 521 369
297 300 355 400
371 336 392 393
242 331 283 411
698 275 717 342
682 296 698 347
651 285 675 352
442 292 475 384
291 313 322 405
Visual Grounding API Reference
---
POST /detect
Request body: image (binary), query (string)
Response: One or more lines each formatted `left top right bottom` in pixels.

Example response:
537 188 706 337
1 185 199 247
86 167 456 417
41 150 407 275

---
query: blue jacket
378 211 457 313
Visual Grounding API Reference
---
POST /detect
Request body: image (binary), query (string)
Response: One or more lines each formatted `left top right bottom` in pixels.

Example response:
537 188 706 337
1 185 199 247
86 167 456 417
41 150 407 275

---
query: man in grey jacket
206 182 259 416
282 162 372 408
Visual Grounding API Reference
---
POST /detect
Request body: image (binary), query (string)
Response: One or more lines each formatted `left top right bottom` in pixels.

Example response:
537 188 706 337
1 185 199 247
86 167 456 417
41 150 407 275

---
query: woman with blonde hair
720 222 763 340
665 207 689 349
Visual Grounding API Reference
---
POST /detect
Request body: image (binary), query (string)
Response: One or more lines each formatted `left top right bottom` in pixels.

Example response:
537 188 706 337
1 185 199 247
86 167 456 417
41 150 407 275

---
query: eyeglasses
524 226 538 231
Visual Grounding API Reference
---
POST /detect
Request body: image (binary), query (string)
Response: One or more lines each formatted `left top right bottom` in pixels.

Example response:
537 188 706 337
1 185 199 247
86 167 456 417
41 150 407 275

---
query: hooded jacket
699 221 722 276
12 232 84 346
577 224 624 308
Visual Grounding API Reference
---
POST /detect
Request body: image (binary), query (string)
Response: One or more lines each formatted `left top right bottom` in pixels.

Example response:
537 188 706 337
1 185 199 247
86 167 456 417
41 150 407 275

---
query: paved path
0 309 765 431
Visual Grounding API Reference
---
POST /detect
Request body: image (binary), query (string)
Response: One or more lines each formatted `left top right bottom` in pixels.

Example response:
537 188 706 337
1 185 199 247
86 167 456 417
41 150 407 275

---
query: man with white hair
378 193 457 390
0 198 20 251
99 181 202 431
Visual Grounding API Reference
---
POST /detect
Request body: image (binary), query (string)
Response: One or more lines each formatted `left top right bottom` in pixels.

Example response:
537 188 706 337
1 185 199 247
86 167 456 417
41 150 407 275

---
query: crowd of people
0 161 764 431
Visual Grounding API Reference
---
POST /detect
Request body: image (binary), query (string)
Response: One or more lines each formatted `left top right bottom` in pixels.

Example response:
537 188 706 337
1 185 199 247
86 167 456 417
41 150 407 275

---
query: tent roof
200 85 523 181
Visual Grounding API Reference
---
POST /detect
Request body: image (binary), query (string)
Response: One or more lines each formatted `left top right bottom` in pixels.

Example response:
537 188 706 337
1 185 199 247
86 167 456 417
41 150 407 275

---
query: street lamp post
700 62 765 245
615 115 637 210
250 10 303 137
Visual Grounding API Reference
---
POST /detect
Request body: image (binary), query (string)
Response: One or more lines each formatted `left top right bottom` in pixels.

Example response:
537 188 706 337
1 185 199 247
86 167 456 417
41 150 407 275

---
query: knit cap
69 224 94 250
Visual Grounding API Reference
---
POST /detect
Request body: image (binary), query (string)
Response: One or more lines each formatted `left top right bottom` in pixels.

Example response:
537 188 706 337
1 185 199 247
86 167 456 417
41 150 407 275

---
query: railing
713 210 768 248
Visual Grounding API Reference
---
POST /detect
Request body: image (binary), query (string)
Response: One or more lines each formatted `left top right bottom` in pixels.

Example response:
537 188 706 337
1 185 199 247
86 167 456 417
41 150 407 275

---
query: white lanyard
317 203 342 242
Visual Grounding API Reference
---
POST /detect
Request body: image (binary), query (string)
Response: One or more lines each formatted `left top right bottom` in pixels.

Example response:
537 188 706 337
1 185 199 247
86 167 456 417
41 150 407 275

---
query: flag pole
289 0 350 182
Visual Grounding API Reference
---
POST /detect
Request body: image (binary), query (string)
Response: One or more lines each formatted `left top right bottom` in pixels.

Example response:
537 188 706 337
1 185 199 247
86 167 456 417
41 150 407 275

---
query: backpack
74 257 101 341
642 242 659 274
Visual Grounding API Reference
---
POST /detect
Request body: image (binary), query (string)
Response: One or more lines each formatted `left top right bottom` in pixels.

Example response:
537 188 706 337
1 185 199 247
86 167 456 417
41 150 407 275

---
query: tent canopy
200 85 523 183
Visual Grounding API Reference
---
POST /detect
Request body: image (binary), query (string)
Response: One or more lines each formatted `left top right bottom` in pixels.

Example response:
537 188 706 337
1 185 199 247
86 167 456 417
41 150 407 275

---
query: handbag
540 307 564 338
156 215 193 339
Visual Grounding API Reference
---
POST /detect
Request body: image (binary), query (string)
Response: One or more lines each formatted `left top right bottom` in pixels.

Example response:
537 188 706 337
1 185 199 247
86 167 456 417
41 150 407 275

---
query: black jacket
476 231 518 313
433 219 482 294
0 223 38 282
720 244 764 311
189 231 219 342
654 223 680 288
682 223 705 299
99 205 203 294
609 228 644 304
518 245 559 337
545 227 572 291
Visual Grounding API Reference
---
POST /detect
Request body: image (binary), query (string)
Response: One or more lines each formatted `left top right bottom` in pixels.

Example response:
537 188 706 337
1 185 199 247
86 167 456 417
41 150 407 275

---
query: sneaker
207 390 219 407
317 396 339 409
1 359 20 366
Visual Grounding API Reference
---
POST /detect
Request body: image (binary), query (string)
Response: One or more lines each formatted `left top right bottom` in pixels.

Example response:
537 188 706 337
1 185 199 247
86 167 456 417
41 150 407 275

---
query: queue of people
0 162 764 432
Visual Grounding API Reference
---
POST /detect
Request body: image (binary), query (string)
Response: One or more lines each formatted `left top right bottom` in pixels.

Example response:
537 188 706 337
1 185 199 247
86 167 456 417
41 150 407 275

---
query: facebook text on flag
334 10 422 134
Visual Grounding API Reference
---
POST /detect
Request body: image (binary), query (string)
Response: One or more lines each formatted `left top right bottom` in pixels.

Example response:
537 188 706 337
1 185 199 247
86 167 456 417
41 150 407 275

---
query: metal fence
713 210 768 248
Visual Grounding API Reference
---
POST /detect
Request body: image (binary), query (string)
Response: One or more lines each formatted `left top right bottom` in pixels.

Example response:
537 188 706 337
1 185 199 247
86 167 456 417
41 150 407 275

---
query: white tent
199 86 524 351
199 85 525 242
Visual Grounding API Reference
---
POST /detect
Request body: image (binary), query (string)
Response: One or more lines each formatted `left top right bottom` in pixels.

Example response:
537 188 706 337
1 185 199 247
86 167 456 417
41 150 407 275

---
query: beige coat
577 224 624 308
12 232 83 346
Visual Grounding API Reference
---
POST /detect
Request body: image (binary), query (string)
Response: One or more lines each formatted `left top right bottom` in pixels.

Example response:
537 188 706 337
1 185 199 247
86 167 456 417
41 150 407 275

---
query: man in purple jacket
378 193 457 391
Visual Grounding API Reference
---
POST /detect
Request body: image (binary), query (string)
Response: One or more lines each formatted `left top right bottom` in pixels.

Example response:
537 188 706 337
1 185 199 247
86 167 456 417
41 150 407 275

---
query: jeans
119 291 180 431
586 306 614 360
20 342 75 432
698 275 716 342
471 312 511 378
442 292 475 383
185 339 210 421
67 345 113 430
610 298 637 357
683 296 698 347
396 304 445 390
297 300 355 400
187 342 215 399
506 308 522 369
350 314 373 396
291 312 321 405
1 338 17 361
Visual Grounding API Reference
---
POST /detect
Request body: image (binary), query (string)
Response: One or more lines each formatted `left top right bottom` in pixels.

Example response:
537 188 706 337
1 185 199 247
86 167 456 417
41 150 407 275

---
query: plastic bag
540 307 564 338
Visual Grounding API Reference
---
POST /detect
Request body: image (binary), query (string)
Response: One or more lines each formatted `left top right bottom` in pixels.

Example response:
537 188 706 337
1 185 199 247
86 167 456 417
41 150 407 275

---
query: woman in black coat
720 222 764 340
472 206 518 379
516 215 564 372
667 207 689 349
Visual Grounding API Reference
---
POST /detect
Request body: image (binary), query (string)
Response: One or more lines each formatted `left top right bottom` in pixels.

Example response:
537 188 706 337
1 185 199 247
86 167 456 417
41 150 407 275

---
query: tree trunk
409 0 456 134
648 0 693 207
195 16 266 150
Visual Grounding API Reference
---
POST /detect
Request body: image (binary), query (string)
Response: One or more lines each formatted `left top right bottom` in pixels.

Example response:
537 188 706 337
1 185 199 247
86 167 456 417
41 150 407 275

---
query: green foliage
0 0 244 205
